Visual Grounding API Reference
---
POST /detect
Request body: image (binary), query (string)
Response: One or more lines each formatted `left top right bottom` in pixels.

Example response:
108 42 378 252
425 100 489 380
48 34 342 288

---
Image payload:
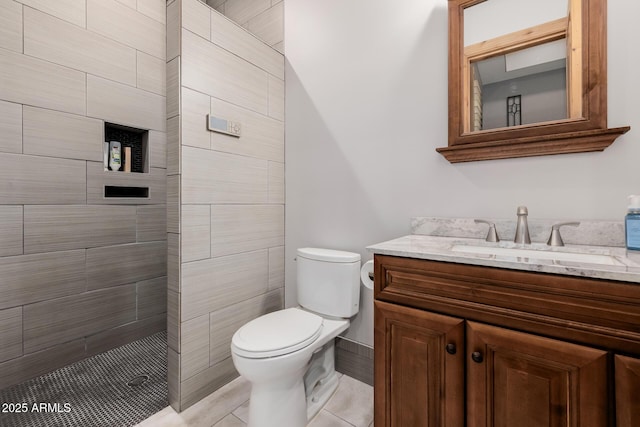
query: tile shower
0 0 286 420
0 0 168 390
166 0 285 411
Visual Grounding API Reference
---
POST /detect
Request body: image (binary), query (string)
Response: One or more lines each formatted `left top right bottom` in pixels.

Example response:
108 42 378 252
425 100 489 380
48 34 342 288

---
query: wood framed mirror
437 0 630 163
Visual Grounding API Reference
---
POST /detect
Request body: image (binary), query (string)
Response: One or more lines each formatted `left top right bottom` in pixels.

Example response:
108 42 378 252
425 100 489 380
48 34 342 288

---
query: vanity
369 231 640 426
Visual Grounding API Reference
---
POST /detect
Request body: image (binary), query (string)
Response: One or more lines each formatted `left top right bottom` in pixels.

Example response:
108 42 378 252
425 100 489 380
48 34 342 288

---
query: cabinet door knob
445 343 457 355
471 351 484 363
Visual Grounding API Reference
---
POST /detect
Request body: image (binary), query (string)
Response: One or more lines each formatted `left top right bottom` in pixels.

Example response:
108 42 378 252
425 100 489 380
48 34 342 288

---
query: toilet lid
231 308 323 358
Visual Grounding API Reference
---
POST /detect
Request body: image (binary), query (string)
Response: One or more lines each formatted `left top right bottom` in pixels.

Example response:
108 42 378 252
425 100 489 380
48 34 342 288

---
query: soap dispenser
626 195 640 251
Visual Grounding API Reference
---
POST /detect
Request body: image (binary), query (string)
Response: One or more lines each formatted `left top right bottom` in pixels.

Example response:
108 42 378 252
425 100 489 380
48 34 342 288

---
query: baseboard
335 336 373 386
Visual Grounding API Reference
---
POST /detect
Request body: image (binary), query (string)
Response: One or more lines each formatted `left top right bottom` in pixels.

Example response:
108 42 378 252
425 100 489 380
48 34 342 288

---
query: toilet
230 247 361 427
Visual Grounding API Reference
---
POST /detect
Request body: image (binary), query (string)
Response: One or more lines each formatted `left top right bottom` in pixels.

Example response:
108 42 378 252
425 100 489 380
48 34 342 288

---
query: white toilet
230 247 361 427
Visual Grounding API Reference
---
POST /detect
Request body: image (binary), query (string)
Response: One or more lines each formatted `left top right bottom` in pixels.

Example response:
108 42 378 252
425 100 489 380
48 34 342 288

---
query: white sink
451 244 625 266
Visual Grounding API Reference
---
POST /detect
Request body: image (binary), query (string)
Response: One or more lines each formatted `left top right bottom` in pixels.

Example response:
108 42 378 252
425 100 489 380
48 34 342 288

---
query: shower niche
104 122 149 173
89 122 163 205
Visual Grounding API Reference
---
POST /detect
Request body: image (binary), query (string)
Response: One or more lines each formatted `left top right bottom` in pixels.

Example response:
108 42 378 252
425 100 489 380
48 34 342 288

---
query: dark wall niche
104 186 150 198
105 122 149 173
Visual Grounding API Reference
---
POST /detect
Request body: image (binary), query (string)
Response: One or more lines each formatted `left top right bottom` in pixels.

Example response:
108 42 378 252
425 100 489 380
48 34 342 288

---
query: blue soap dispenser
626 195 640 251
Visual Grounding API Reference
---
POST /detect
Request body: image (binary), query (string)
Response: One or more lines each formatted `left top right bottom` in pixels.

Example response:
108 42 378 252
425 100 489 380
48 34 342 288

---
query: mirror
437 0 629 163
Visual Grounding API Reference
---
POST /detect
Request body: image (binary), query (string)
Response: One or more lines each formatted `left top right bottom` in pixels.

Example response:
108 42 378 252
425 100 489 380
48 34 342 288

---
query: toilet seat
231 308 323 358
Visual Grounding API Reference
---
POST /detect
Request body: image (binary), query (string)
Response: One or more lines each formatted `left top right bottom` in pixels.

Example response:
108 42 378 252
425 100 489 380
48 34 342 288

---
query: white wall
284 0 640 346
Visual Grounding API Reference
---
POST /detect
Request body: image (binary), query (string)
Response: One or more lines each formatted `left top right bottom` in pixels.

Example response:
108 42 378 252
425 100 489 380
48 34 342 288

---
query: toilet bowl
230 248 361 427
231 309 349 427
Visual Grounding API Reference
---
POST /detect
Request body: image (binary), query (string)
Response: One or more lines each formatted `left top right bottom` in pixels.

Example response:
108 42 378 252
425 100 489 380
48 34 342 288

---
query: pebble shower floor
0 331 168 427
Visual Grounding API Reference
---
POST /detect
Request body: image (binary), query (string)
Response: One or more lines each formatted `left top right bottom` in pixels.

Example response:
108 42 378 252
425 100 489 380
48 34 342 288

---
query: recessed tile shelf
104 122 149 173
104 186 149 198
86 123 165 205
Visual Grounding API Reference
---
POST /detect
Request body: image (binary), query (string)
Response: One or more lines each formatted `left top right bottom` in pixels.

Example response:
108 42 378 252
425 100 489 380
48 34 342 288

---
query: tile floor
136 374 373 427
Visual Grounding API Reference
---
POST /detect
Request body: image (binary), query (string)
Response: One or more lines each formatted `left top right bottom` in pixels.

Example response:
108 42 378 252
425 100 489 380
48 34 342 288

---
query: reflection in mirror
470 39 567 131
463 0 574 133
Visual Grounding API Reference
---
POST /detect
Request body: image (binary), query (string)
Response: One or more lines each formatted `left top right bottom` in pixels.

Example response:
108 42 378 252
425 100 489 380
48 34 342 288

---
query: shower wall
166 0 285 411
0 0 167 390
206 0 284 53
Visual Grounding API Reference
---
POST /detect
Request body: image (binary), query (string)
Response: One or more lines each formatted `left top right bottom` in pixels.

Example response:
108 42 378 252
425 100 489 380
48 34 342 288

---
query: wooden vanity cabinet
615 355 640 427
373 254 640 427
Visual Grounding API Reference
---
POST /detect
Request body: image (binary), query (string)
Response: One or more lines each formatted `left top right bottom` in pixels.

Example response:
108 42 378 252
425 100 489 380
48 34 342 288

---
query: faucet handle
547 222 580 247
474 219 500 242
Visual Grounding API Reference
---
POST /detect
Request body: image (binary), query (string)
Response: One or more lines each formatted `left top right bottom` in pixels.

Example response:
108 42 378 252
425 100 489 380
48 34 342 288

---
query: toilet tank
296 248 361 318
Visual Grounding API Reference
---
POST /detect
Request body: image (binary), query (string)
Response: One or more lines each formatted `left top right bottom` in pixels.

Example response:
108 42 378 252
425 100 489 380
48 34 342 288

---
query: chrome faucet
514 206 531 244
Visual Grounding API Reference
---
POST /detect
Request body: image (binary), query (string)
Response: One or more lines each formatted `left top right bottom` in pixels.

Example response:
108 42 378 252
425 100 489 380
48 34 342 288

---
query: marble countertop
367 234 640 284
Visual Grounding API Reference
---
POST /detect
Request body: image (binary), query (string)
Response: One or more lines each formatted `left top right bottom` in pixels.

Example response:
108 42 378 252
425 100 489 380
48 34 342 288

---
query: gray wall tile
246 2 284 49
24 205 137 254
181 249 269 321
182 29 268 114
0 206 23 257
209 95 284 162
211 204 284 257
167 174 180 233
167 57 180 119
0 153 87 205
335 337 374 387
168 347 181 410
86 313 165 357
86 241 167 290
87 0 165 60
0 48 86 116
268 246 284 290
223 0 270 27
167 232 180 292
268 161 284 204
0 0 23 53
182 146 268 204
182 204 210 262
267 74 284 121
167 289 180 352
181 314 210 380
0 250 86 310
180 357 238 409
210 9 283 78
183 0 211 40
137 51 166 95
23 285 137 353
137 276 167 319
181 87 210 150
166 0 181 61
23 106 103 162
166 116 180 175
14 0 86 28
137 0 166 24
24 7 137 86
0 306 22 363
137 205 168 242
0 100 22 154
87 74 166 132
149 130 167 169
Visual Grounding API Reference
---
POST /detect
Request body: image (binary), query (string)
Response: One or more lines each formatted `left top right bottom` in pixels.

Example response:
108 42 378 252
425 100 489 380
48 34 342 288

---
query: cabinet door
615 355 640 427
374 301 464 427
466 321 608 427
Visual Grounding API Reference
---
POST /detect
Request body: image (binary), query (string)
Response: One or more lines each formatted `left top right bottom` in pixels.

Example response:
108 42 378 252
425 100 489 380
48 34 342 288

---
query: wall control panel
207 114 241 137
